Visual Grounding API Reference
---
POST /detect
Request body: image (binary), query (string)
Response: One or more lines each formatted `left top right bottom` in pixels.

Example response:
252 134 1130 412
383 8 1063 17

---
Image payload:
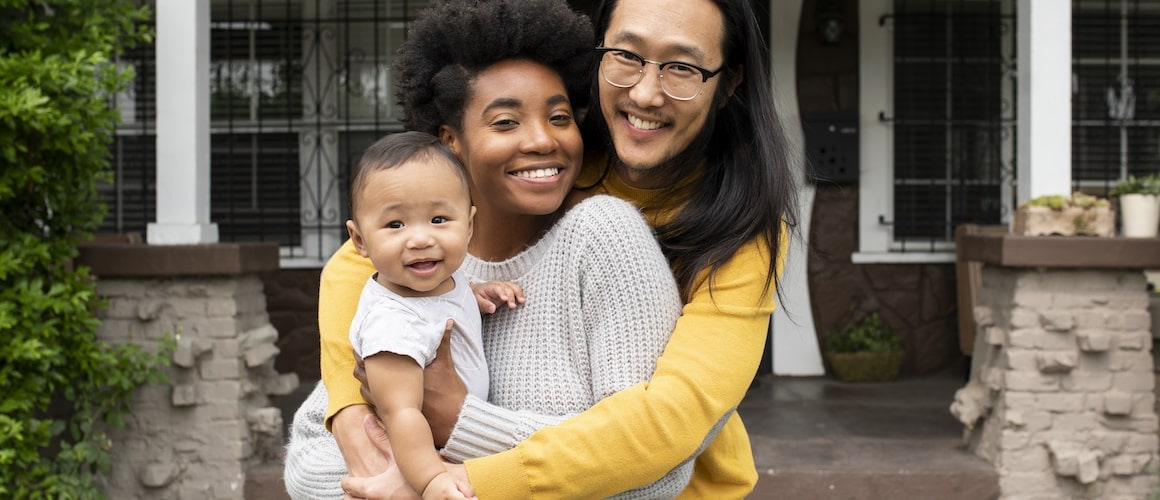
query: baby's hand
421 471 473 500
471 281 525 314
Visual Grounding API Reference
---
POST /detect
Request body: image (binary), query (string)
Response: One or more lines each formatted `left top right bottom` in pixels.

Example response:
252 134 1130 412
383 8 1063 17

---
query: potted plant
1110 174 1160 238
823 308 904 382
1013 192 1114 237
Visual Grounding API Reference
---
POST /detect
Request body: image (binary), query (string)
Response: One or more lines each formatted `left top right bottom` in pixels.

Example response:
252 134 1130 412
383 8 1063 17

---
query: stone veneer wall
261 268 324 441
951 268 1157 499
80 244 298 499
808 185 966 377
263 269 323 383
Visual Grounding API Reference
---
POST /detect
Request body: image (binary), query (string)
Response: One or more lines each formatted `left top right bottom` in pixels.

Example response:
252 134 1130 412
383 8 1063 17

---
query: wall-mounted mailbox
802 111 858 185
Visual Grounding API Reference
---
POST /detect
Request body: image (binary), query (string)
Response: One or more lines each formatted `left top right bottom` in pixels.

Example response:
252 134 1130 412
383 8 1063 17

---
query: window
1072 0 1160 191
858 0 1015 262
209 3 304 247
103 0 429 264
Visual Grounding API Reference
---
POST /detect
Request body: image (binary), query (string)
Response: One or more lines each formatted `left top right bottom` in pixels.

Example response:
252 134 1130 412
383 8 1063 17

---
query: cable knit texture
285 195 689 499
284 381 346 500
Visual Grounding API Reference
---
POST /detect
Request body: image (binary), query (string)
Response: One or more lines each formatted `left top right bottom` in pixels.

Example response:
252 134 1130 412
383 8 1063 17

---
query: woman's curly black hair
393 0 595 135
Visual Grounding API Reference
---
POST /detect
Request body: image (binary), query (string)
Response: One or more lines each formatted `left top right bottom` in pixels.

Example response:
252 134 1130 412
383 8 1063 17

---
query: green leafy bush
0 1 167 497
824 309 903 354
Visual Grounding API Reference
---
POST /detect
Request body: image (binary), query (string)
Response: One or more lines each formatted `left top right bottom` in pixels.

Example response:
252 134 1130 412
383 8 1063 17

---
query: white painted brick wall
951 268 1159 498
94 276 299 499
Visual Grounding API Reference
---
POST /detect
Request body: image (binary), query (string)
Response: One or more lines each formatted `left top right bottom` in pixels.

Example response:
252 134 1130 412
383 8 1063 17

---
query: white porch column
770 0 825 376
148 0 219 245
1017 0 1072 203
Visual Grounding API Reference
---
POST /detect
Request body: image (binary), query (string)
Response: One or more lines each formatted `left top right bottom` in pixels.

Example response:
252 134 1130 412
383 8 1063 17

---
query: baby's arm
363 353 471 500
470 280 525 314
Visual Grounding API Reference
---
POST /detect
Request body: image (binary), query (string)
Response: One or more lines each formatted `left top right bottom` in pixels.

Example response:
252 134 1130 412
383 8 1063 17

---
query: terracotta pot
1120 194 1160 238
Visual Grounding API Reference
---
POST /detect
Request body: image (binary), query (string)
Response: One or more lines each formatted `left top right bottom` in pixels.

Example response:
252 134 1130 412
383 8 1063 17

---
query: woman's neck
469 208 562 262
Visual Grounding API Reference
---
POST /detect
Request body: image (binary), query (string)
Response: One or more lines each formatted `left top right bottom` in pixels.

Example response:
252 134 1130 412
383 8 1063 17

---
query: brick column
79 244 299 499
952 234 1160 499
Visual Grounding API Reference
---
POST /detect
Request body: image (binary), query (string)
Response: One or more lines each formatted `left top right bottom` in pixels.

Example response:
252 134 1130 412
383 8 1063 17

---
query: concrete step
748 437 998 499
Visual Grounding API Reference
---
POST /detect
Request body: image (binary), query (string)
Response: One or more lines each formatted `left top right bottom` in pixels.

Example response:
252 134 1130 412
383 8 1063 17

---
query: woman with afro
283 0 699 498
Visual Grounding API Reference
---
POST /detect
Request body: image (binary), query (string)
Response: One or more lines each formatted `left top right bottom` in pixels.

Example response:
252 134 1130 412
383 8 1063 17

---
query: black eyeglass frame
594 47 724 99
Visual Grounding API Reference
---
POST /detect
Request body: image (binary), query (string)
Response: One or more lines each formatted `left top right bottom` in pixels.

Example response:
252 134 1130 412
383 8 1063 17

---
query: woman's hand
340 415 421 500
422 321 467 447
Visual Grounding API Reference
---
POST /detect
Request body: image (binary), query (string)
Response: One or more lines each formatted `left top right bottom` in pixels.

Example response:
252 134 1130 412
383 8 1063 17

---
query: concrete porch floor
741 374 998 500
253 373 999 499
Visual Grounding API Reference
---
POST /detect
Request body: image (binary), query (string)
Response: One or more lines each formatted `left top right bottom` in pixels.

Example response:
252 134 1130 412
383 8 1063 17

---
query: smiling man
540 0 801 496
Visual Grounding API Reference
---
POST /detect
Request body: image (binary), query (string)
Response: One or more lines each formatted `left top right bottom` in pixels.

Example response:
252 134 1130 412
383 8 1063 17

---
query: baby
345 131 522 499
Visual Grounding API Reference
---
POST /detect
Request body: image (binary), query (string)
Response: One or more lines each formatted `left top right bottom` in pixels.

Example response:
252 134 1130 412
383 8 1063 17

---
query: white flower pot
1119 193 1160 238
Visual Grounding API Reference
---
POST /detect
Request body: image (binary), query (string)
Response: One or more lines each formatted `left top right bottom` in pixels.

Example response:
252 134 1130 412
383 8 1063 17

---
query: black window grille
103 12 156 237
211 133 301 244
104 135 155 236
1072 0 1160 191
888 0 1014 249
102 0 431 261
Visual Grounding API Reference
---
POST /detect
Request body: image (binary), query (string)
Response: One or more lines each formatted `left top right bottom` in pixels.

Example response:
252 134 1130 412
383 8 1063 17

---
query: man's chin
613 148 671 172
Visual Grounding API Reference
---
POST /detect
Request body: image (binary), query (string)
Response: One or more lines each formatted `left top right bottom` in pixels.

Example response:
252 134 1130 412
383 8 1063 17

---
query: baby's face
350 159 473 297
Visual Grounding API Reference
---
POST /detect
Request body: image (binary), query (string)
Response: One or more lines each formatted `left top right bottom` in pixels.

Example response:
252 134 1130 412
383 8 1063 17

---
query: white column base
147 222 220 245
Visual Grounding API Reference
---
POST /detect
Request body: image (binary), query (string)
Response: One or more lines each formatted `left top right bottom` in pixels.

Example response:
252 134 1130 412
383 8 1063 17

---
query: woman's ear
439 125 462 157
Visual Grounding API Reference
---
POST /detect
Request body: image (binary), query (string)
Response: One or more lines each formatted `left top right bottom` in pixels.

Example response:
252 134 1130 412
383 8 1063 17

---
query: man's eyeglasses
594 47 723 101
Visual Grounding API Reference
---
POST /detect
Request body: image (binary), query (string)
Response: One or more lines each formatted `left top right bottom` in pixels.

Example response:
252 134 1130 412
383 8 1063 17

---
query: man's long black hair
581 0 799 303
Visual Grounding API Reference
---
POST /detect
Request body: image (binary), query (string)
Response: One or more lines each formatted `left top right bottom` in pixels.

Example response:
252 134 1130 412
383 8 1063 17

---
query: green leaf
1 0 158 496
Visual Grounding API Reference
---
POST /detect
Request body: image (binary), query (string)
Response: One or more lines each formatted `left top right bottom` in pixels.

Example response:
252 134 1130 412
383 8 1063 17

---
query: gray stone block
244 343 280 368
172 384 199 406
140 462 179 488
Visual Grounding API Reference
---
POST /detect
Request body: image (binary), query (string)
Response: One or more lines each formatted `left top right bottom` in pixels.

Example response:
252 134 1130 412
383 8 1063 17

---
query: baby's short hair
349 131 469 214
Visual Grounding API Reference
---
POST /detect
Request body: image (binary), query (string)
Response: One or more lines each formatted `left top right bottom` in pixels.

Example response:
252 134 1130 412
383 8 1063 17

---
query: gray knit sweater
284 195 691 499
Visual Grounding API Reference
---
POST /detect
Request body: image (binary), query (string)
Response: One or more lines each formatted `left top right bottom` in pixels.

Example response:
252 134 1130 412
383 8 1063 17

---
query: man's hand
341 414 421 500
332 405 391 478
423 323 467 447
443 464 470 490
354 352 373 406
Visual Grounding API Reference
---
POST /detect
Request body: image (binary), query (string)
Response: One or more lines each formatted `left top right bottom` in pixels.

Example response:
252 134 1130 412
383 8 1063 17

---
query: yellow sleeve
463 235 788 499
319 239 377 428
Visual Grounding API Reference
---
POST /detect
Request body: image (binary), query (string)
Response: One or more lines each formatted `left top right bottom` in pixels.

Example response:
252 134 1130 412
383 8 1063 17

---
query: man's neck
611 141 708 190
612 161 667 190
